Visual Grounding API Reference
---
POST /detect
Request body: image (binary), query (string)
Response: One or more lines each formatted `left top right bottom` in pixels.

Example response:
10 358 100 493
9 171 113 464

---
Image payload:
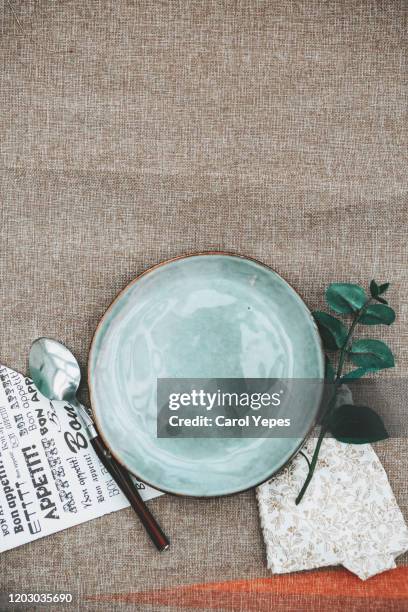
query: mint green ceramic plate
88 253 324 497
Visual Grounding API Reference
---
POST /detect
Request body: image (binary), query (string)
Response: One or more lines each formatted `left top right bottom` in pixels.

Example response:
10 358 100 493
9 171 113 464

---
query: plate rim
87 251 324 497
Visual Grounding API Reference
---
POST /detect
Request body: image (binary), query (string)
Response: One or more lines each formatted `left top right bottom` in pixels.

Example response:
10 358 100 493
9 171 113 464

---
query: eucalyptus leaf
326 283 367 314
378 282 390 295
370 280 379 297
341 367 379 381
375 296 388 305
349 339 395 369
327 404 388 444
359 304 395 326
313 311 348 351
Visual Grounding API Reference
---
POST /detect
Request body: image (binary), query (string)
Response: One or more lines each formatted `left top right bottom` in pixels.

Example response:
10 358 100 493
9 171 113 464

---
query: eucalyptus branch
335 297 372 380
295 282 393 505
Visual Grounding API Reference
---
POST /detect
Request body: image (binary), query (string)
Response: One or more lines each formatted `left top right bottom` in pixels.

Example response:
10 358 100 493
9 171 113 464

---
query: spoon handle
74 402 169 551
90 437 170 551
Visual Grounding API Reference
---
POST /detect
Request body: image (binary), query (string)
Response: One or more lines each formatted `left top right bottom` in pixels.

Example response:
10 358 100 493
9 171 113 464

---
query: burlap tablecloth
1 1 407 610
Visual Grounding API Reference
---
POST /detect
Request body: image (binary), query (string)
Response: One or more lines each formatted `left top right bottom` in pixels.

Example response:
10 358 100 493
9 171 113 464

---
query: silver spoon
29 337 169 551
29 337 96 435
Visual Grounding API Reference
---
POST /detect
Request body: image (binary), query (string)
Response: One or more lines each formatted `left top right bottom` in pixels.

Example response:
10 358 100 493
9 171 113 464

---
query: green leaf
349 339 395 370
313 311 348 351
359 304 395 326
341 367 379 381
327 404 388 444
325 356 335 382
326 283 367 314
375 296 388 305
370 280 379 297
378 282 390 295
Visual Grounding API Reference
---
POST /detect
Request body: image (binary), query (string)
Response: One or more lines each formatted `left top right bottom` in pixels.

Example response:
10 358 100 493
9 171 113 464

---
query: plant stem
295 391 336 504
299 451 311 470
295 426 326 504
335 297 371 379
336 317 359 379
295 297 372 505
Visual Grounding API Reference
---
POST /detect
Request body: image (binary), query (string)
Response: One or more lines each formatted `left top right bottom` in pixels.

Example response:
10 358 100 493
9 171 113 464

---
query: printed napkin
0 363 162 553
257 395 408 580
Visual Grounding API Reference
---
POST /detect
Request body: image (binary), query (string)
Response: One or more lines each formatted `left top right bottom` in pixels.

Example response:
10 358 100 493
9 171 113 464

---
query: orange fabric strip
86 566 408 607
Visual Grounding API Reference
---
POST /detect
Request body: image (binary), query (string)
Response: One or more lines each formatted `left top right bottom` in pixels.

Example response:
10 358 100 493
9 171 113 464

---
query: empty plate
88 253 324 496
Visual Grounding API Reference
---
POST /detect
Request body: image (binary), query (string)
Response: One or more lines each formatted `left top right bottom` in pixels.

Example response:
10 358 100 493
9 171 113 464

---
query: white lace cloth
257 437 408 580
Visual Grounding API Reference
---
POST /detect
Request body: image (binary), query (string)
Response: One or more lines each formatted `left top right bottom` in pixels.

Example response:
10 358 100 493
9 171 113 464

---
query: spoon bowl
29 337 81 403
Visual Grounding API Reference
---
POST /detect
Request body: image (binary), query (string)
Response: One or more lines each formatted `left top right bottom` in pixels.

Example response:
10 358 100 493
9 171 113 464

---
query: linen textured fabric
1 1 407 610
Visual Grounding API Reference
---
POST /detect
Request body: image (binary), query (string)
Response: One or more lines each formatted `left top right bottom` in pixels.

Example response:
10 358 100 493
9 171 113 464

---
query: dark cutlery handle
90 436 170 551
